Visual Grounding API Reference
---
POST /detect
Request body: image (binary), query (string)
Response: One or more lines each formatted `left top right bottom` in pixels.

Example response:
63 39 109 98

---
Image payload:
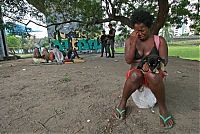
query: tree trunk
110 1 169 34
151 0 170 35
0 6 8 58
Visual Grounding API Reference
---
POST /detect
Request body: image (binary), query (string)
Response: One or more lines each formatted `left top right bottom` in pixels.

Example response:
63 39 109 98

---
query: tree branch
4 14 47 28
4 14 82 28
104 0 111 15
112 16 132 28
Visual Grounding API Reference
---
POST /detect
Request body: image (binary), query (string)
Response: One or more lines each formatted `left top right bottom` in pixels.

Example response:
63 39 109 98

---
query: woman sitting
33 47 41 58
33 47 46 63
41 47 49 62
113 10 175 129
50 45 64 64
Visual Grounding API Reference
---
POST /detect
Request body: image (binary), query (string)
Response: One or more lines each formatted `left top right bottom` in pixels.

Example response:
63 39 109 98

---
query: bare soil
0 54 199 134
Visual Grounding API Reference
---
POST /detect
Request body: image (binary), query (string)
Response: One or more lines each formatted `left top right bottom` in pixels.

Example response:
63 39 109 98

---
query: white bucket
131 86 157 108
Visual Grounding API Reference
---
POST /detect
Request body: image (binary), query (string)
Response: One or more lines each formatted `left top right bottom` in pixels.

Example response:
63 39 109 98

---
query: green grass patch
168 40 200 46
16 54 33 58
168 46 199 61
63 75 71 82
115 45 200 61
115 47 125 53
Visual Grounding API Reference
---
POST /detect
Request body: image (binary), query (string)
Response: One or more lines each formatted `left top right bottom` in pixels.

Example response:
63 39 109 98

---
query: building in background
172 23 193 36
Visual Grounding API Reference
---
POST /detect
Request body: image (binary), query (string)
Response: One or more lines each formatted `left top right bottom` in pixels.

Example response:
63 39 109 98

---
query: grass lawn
16 54 33 58
15 43 200 61
168 45 199 61
115 45 200 61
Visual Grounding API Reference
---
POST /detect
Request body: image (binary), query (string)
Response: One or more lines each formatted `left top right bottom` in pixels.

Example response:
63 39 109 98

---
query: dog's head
137 55 163 73
146 55 162 72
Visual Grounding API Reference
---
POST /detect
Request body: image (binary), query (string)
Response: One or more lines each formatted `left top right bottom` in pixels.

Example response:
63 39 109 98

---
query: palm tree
159 23 174 42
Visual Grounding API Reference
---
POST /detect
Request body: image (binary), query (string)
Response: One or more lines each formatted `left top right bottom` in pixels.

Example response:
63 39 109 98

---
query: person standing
108 23 116 58
100 30 108 57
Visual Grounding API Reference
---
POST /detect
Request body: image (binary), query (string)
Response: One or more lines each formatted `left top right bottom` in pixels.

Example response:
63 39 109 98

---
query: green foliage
192 21 200 35
6 34 43 54
2 0 200 36
194 26 200 35
63 74 71 82
117 25 131 40
6 35 21 48
6 35 22 54
169 0 199 28
4 22 16 33
169 0 191 28
42 42 49 48
2 0 45 25
159 24 174 42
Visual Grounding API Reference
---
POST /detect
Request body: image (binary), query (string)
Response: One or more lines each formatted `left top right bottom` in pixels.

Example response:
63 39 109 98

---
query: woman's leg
73 49 80 58
67 50 72 59
145 72 174 128
114 69 143 119
118 69 143 110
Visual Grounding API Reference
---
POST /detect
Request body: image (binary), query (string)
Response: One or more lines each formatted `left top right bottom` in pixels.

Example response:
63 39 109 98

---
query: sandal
159 114 175 129
113 108 126 120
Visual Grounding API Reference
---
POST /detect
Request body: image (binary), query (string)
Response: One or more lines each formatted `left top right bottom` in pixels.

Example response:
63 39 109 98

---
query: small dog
137 55 165 73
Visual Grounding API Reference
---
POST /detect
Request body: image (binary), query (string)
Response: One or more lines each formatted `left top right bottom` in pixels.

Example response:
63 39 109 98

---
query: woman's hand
142 62 149 72
124 31 138 64
129 31 138 42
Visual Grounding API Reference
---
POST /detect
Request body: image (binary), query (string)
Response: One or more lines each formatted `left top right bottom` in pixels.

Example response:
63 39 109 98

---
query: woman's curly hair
130 10 154 28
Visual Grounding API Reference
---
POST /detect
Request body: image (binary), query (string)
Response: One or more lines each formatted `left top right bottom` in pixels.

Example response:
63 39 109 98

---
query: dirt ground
0 54 199 134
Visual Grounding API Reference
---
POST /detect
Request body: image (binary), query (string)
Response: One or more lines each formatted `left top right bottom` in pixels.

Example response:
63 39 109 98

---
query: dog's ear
159 57 165 64
157 57 161 62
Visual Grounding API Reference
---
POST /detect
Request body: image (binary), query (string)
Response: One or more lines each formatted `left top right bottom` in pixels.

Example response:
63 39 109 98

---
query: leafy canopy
1 0 200 34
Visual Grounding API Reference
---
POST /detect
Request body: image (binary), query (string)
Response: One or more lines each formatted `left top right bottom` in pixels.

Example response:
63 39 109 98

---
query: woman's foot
159 112 175 129
113 107 126 120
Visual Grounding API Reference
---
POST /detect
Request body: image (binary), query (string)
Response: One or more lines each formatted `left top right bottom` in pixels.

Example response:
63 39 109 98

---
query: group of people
33 45 81 64
100 23 116 58
33 10 175 129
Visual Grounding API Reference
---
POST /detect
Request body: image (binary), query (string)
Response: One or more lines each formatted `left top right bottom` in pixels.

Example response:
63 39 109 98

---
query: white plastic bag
131 86 157 108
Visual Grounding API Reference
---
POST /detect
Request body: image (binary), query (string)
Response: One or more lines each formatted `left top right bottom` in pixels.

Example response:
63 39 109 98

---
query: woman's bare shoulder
158 36 167 46
158 36 166 42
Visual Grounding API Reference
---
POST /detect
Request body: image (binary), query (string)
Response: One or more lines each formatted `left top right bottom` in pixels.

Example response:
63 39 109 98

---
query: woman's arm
124 31 138 64
158 36 168 66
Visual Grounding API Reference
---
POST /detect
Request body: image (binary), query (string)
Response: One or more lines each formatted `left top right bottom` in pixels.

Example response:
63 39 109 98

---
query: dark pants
68 49 79 60
101 43 107 56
